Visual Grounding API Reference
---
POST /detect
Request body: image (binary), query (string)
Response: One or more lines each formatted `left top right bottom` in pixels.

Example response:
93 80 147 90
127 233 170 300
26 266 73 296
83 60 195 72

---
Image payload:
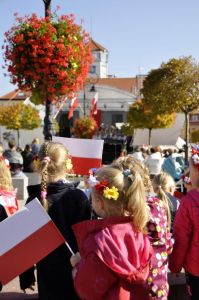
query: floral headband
94 179 119 201
191 146 199 169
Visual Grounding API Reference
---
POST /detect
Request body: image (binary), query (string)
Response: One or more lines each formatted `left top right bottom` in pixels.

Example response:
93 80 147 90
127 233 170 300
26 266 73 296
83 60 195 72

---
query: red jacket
72 216 152 300
169 189 199 276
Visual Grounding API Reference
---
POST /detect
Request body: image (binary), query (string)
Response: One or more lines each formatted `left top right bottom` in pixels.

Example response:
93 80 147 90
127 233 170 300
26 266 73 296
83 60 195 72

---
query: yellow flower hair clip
94 180 119 201
103 186 119 201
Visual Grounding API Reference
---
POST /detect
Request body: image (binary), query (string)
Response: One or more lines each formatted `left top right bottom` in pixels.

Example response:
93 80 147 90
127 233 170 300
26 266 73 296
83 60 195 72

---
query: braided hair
38 141 69 209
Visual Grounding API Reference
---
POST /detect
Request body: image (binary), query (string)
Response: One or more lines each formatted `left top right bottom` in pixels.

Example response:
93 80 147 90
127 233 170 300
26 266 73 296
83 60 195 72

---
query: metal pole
83 87 86 116
42 0 54 140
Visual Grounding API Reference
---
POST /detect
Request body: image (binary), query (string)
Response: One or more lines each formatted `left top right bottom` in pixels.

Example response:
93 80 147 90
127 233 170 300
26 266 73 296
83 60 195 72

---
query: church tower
89 39 109 78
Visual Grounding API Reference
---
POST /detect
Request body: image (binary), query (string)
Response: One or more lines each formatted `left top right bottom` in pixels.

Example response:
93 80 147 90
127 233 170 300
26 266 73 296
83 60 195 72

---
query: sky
1 0 199 96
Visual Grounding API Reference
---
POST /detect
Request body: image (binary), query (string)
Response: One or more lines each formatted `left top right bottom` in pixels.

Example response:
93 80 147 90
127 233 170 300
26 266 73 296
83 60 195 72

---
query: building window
191 115 199 122
90 65 96 74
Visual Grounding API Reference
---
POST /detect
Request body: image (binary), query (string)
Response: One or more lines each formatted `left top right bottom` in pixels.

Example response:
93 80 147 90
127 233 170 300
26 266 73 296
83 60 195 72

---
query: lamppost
43 0 54 141
83 76 98 116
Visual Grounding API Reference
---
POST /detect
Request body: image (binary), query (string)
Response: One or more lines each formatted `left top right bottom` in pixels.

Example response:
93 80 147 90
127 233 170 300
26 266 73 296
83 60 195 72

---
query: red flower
3 12 93 104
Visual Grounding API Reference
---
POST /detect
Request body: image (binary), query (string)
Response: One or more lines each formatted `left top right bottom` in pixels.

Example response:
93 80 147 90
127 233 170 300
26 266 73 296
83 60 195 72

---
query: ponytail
124 171 149 232
152 172 174 227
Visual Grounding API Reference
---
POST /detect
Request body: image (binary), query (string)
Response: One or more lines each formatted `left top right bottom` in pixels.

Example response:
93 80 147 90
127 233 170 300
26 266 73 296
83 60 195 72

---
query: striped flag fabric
0 189 18 216
90 92 98 117
53 136 104 175
68 97 79 120
0 198 65 284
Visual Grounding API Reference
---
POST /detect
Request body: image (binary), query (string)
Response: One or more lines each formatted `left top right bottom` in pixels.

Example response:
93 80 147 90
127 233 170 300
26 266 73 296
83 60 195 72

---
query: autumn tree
0 103 41 145
142 56 199 161
127 100 175 145
191 130 199 143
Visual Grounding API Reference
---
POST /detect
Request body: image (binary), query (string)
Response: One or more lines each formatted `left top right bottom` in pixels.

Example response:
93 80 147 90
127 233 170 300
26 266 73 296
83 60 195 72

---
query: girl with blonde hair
0 158 18 292
20 141 91 299
0 158 18 216
111 155 173 300
71 165 152 300
152 172 179 229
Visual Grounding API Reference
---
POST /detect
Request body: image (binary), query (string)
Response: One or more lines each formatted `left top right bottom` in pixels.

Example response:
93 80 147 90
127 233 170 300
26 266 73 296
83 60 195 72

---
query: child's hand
70 252 81 267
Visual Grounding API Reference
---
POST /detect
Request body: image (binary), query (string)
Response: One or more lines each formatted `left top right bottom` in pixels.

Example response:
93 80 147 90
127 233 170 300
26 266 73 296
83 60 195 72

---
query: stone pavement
0 277 38 300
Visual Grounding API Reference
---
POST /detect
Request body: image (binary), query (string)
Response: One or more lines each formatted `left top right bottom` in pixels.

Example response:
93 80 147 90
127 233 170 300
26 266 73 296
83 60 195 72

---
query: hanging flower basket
72 117 98 139
3 11 93 104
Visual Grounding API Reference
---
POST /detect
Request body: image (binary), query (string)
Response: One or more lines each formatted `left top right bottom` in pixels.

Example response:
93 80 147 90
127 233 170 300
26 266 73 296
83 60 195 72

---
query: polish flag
68 96 79 120
0 198 65 284
53 136 104 175
90 92 98 117
0 189 18 216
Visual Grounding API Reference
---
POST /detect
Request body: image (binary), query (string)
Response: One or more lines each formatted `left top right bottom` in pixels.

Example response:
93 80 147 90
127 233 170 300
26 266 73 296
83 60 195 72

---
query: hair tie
123 169 131 177
43 156 50 162
41 191 47 199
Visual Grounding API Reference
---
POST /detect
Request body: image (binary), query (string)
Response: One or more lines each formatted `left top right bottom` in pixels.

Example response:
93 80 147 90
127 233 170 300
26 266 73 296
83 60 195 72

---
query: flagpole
53 97 67 119
78 103 84 113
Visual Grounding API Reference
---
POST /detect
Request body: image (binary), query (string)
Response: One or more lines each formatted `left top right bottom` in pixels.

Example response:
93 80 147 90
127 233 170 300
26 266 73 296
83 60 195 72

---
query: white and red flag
90 92 98 117
0 198 65 284
53 136 104 175
0 189 18 216
68 96 79 120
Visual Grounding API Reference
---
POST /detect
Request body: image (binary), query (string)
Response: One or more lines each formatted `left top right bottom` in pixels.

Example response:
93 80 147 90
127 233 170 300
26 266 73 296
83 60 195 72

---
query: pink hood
73 216 152 283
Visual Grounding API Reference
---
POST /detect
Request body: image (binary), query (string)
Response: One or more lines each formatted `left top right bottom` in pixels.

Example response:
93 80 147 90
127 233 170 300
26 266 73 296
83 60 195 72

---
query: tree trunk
148 128 152 145
184 111 189 165
43 0 51 17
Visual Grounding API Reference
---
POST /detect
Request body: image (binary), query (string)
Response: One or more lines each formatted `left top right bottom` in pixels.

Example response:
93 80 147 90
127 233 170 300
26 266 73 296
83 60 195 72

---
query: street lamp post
83 77 98 117
43 0 54 141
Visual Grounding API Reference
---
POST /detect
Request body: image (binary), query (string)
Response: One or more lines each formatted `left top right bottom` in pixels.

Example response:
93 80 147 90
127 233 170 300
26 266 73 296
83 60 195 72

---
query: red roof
0 89 31 100
91 39 107 52
97 77 137 93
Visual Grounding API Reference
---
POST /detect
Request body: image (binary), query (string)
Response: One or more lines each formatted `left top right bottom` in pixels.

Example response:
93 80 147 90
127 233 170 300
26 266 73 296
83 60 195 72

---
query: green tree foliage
127 100 175 145
142 56 199 160
191 130 199 143
0 103 41 145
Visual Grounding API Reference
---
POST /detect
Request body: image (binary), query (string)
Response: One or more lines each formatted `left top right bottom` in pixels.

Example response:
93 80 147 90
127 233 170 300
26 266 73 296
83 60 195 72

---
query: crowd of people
0 139 198 300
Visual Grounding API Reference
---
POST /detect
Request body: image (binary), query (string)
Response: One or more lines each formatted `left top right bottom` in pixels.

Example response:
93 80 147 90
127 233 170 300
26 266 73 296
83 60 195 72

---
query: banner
0 198 65 284
53 136 104 175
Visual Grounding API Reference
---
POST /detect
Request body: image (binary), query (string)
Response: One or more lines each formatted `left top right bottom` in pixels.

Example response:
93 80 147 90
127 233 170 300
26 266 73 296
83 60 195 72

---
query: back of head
32 138 39 145
24 144 31 152
0 159 13 191
152 172 175 225
93 165 149 232
38 141 68 181
111 155 152 193
154 146 161 153
8 140 16 150
37 142 68 207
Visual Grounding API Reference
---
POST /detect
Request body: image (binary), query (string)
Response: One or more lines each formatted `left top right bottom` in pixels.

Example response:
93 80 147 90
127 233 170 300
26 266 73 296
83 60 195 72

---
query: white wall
0 126 44 149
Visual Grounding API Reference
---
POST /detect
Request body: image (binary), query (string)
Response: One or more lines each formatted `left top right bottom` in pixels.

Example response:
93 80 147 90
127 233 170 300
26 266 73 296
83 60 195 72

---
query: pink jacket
169 189 199 276
72 216 152 300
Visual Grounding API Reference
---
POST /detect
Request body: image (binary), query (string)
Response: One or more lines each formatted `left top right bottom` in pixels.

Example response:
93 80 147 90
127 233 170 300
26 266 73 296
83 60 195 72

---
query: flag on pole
68 97 79 120
90 92 98 117
53 96 68 119
53 136 104 175
0 198 65 284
